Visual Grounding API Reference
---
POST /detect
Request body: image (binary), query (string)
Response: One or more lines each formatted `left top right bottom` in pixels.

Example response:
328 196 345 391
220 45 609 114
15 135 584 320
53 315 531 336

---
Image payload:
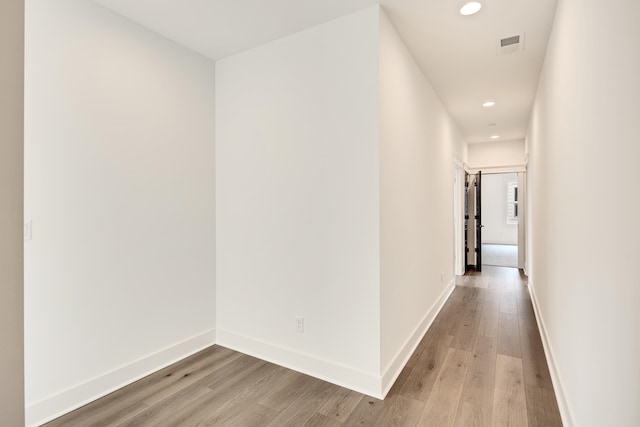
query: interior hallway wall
215 7 382 394
467 139 525 170
25 0 216 424
379 10 466 387
526 0 640 425
0 0 25 425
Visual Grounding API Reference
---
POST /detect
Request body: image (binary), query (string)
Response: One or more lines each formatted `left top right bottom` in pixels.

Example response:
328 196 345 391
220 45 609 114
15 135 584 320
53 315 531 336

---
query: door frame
453 162 465 276
462 164 528 272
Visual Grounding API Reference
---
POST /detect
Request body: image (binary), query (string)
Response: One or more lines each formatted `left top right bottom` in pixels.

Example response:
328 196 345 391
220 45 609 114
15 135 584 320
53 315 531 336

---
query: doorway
480 172 519 268
457 168 526 275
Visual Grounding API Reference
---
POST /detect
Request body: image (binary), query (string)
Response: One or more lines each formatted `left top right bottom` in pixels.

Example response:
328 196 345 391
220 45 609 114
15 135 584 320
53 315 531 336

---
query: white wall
379 10 465 390
481 173 518 245
526 0 640 425
216 7 382 395
467 139 525 169
25 0 216 424
0 1 25 425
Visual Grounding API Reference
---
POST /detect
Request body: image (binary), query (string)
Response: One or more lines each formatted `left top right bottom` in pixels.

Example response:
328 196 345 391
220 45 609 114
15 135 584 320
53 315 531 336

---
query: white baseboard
527 281 575 427
216 328 383 399
217 279 456 401
24 279 456 426
380 279 455 398
26 329 216 427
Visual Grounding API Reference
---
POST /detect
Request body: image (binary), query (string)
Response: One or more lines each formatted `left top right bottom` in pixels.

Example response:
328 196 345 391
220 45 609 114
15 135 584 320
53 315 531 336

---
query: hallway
46 266 561 426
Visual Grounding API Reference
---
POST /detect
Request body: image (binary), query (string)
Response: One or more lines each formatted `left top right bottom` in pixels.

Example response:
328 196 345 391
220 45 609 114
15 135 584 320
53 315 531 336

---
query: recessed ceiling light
483 101 496 107
490 135 500 139
460 2 482 16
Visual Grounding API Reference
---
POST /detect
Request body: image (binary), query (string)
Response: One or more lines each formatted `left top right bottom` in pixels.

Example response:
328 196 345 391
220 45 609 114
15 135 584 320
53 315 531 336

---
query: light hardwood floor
45 266 562 426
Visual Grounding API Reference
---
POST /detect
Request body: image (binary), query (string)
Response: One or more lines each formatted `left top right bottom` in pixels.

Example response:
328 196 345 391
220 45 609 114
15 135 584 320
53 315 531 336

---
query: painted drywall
0 1 25 425
24 0 216 423
467 139 525 169
481 173 518 245
216 7 381 394
379 10 465 381
526 0 640 425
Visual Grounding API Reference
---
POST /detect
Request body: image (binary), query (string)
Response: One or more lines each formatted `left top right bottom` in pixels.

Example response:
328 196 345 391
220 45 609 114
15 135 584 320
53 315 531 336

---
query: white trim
25 329 216 427
453 155 464 168
380 279 455 398
453 163 465 276
528 281 576 427
466 163 527 174
216 328 382 398
218 278 456 401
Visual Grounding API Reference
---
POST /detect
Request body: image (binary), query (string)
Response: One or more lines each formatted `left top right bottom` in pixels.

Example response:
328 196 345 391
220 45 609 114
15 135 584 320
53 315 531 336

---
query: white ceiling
93 0 558 144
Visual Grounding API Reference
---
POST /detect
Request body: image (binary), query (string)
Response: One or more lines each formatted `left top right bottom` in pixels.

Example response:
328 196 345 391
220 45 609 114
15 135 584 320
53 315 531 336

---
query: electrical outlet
24 220 32 241
441 272 444 282
296 316 304 333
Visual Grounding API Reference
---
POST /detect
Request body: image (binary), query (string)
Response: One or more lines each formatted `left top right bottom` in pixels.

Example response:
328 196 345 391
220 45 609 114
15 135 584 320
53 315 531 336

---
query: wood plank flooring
45 266 562 426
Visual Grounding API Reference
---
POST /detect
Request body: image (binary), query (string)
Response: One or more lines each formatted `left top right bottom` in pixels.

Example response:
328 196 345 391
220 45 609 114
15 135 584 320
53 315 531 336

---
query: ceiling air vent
501 35 520 47
497 33 525 55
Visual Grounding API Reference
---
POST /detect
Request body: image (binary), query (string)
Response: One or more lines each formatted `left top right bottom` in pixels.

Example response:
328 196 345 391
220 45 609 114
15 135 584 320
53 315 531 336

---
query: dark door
464 172 469 272
475 171 483 271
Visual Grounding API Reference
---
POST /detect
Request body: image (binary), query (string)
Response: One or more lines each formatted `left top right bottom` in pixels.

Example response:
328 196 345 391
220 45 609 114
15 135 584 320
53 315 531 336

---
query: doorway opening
461 171 524 273
481 172 518 268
